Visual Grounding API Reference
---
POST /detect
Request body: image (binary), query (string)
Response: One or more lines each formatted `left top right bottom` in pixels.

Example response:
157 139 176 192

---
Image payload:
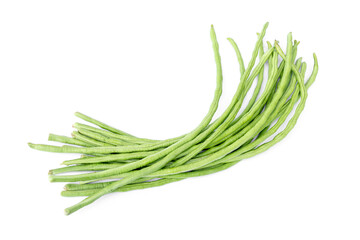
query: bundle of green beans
29 22 318 215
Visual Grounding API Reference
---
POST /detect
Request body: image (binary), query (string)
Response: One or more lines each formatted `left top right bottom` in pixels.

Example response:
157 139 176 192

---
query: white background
1 0 359 239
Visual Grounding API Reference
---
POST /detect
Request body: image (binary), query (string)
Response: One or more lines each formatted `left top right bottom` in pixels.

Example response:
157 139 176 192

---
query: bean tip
313 53 318 61
287 32 293 41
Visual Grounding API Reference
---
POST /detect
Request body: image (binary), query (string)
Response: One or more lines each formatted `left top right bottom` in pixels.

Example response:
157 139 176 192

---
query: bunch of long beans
29 23 318 215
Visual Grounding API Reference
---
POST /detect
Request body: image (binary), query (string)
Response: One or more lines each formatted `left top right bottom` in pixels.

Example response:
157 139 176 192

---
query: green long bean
28 23 318 215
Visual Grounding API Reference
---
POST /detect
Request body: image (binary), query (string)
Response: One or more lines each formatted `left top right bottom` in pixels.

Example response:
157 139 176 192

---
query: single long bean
61 150 158 165
48 134 94 147
73 122 160 144
72 131 114 147
49 163 126 175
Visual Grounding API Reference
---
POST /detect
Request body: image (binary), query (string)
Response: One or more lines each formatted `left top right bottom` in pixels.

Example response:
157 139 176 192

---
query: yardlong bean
29 23 318 215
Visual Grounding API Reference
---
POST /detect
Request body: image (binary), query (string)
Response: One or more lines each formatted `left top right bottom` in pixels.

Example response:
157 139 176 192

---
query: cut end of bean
64 208 71 216
49 175 55 182
48 134 55 141
48 170 53 175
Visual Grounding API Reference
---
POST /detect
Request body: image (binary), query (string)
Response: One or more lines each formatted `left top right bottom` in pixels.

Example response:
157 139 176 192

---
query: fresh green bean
61 178 183 197
72 131 114 147
76 128 130 146
49 163 126 175
61 150 158 165
73 122 160 144
48 134 94 147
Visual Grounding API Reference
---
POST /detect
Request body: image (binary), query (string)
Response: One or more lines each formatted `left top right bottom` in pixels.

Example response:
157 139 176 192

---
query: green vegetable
28 22 318 215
